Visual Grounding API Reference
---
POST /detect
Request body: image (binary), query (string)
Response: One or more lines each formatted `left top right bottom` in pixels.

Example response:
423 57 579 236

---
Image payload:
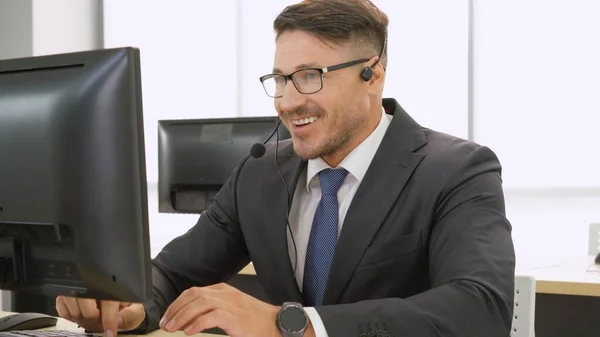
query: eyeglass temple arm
371 37 387 68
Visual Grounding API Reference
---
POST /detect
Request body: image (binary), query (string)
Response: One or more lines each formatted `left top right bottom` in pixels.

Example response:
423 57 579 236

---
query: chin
292 140 321 161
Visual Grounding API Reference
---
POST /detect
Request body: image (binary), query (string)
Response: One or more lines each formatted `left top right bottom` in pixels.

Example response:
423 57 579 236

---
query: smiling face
272 30 384 166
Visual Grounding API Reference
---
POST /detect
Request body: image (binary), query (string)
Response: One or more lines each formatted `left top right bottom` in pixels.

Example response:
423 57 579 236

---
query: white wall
472 0 600 189
103 0 239 185
472 0 600 262
239 0 470 138
374 0 469 139
32 0 103 56
507 190 600 265
0 0 33 59
0 0 102 59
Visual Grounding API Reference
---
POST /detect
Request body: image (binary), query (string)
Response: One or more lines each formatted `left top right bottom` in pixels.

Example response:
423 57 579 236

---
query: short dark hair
273 0 389 68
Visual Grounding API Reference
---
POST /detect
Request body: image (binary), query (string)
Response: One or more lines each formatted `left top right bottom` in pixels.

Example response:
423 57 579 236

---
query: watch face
279 306 307 332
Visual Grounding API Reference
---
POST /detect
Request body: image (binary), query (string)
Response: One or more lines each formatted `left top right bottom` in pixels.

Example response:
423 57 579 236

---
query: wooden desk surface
0 312 221 337
516 255 600 297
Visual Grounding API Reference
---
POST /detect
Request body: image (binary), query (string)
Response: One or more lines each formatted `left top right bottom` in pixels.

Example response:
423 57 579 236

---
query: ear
365 56 385 95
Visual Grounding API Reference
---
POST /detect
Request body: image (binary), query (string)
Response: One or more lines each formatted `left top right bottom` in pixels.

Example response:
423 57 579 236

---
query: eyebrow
272 62 323 74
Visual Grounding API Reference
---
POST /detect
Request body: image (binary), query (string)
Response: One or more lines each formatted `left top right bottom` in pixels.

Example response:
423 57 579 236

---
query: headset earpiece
361 67 373 81
361 37 386 82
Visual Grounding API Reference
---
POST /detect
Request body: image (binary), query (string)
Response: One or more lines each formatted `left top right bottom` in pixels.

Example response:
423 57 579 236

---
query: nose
277 79 307 114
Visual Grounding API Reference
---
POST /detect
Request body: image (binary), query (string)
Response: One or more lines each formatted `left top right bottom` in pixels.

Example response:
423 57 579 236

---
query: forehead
273 30 349 73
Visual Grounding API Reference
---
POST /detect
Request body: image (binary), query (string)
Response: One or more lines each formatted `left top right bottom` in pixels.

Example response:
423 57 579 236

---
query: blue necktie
303 168 349 306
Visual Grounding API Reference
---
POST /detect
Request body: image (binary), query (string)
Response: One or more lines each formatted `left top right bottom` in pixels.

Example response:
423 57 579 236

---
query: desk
516 255 600 337
516 255 600 296
0 312 221 337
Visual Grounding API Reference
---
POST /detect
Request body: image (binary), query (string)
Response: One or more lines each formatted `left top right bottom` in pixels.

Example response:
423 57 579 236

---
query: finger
63 297 82 319
160 288 204 329
77 298 101 319
117 303 146 331
165 293 235 333
183 309 235 336
100 300 121 337
163 297 210 332
55 297 72 320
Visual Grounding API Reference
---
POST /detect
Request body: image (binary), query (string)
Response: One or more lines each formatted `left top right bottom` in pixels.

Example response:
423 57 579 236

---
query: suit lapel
323 99 428 304
262 141 306 303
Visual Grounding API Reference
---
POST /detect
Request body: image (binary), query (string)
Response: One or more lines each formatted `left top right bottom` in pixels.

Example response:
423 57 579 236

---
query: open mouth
291 116 318 128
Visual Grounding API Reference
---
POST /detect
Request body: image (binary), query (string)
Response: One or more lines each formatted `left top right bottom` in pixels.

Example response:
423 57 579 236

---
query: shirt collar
305 106 391 192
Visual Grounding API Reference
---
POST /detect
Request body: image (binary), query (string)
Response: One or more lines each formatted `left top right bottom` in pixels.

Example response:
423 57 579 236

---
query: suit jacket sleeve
315 146 516 337
137 156 252 333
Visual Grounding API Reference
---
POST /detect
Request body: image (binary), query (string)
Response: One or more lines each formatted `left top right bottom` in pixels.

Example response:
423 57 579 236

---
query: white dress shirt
286 107 392 337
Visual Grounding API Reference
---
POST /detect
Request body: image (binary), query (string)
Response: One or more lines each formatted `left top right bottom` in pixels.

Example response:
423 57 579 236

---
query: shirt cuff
304 307 329 337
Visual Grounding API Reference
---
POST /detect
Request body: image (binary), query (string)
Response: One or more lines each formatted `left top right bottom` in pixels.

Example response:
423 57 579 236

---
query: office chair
511 275 536 337
588 223 600 256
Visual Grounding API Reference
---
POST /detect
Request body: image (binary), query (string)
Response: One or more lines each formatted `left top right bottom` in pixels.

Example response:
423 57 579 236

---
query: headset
249 119 298 277
360 37 387 82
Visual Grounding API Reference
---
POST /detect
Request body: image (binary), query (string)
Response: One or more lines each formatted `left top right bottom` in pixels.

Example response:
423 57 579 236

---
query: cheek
274 101 281 114
274 103 287 122
357 99 369 115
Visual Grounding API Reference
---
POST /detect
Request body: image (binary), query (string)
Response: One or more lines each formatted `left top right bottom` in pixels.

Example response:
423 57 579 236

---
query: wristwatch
277 302 309 337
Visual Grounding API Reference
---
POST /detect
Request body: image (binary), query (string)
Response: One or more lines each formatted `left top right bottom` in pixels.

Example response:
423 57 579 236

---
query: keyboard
0 331 100 337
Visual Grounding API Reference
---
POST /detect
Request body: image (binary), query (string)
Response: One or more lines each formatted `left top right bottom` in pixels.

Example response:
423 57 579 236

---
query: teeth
292 116 318 126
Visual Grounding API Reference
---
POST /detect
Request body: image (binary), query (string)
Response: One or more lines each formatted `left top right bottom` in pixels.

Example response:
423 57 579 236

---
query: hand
160 283 313 337
55 296 146 337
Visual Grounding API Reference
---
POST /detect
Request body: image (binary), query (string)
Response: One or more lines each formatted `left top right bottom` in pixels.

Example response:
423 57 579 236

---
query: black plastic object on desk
0 313 57 331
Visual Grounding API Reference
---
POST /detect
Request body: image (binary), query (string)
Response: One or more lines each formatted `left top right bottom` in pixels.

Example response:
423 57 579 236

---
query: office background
1 0 599 273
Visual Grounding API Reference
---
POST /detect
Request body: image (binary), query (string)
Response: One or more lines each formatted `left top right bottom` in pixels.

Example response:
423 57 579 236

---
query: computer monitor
0 47 152 303
158 117 291 214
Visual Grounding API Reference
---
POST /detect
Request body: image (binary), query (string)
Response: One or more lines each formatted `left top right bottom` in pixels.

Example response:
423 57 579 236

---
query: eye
274 76 286 85
301 70 320 81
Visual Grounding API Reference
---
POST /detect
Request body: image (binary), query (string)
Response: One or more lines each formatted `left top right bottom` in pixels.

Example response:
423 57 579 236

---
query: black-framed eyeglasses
259 58 369 98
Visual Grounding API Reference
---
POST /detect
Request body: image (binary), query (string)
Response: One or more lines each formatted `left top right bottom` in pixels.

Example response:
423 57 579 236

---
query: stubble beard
292 111 362 162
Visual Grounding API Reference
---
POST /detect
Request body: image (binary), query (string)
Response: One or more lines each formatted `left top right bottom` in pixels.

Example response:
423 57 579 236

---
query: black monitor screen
0 47 151 302
158 117 291 214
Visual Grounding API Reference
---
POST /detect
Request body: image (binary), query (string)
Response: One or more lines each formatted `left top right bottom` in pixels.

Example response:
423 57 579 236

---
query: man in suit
56 0 516 336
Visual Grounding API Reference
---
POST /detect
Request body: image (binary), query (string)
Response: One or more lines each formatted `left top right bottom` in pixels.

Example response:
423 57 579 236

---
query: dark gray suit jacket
143 98 516 336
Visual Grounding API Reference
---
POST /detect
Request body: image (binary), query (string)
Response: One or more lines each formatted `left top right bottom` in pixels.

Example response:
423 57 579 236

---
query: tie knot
318 168 348 195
